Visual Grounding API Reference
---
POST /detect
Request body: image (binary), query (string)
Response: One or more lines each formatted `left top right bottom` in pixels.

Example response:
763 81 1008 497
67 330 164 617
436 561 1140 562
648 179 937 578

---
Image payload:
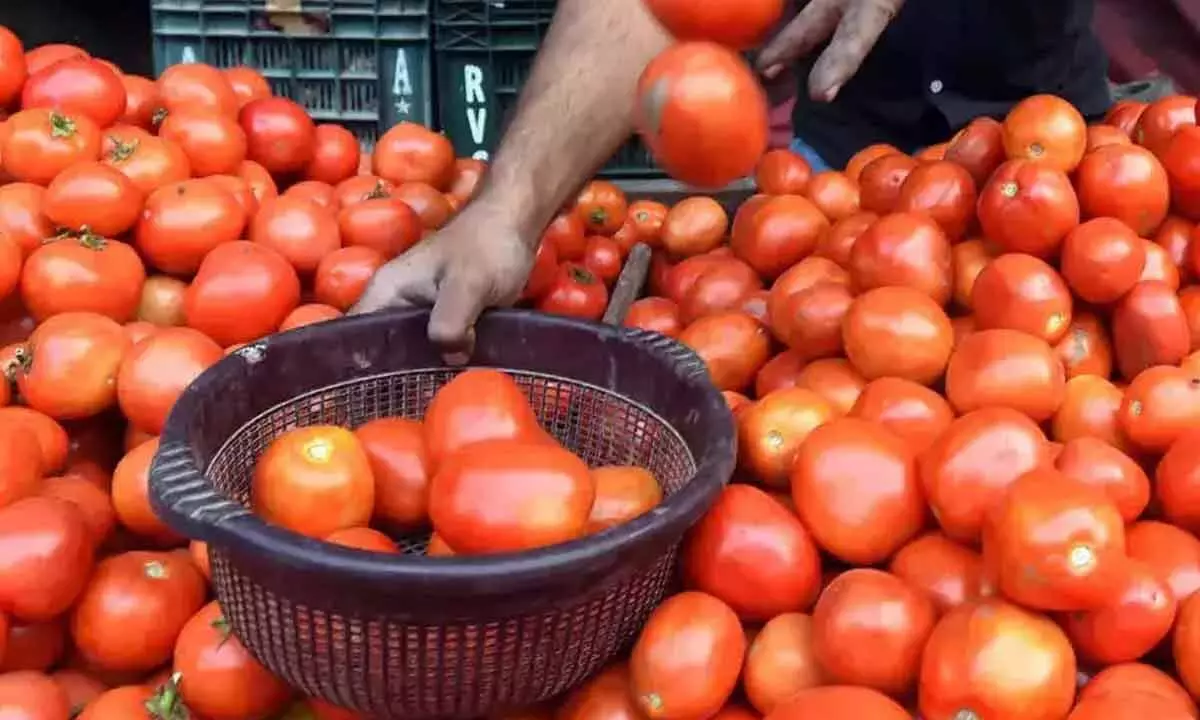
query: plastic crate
151 0 434 149
432 0 664 179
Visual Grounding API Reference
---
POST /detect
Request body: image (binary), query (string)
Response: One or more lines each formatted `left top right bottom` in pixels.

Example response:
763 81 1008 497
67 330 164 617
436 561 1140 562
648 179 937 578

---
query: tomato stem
49 112 77 138
12 346 32 376
151 107 168 128
143 560 168 580
211 614 234 650
107 137 139 164
77 229 108 251
366 181 390 200
568 265 598 286
146 671 190 720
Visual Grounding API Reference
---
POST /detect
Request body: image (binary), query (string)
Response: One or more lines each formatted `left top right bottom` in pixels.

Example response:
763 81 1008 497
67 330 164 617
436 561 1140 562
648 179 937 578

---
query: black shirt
787 0 1113 169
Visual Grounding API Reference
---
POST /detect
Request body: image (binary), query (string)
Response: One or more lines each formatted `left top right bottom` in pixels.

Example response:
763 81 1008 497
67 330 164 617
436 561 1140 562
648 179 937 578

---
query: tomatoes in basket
429 438 593 554
424 369 546 465
239 96 317 175
353 417 431 531
636 42 767 189
183 241 301 347
588 465 663 534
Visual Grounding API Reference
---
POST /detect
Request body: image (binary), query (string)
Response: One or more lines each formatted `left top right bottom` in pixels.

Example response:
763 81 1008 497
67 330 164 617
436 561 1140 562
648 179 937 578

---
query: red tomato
678 312 772 392
945 116 1007 187
237 159 278 204
156 63 238 118
1002 93 1088 172
1053 311 1116 381
1105 100 1148 135
1177 594 1200 709
558 663 646 720
51 670 107 717
1081 663 1196 716
681 258 763 325
1066 558 1177 666
623 297 682 338
42 161 141 237
641 0 782 49
373 122 455 190
21 57 126 129
116 327 222 435
971 252 1073 344
636 42 767 189
0 671 71 719
814 212 876 269
1112 280 1190 380
537 263 609 321
111 438 182 546
1075 144 1170 236
0 422 42 509
587 465 662 533
325 527 398 553
136 178 247 275
574 181 628 236
15 312 131 420
849 211 952 305
1156 430 1200 532
842 286 954 386
732 195 828 280
683 485 822 620
662 196 729 258
977 159 1080 257
945 328 1066 421
743 614 823 715
755 148 812 195
239 97 317 175
0 27 27 109
764 686 910 720
423 368 545 464
184 240 300 346
251 195 342 274
630 592 745 720
1163 124 1200 220
1119 365 1200 454
137 274 187 328
857 153 917 214
1055 437 1149 523
1061 218 1147 304
1052 375 1127 449
0 496 94 621
157 109 247 177
849 377 954 456
583 235 624 286
628 199 668 247
223 66 271 108
0 618 66 672
337 195 421 259
894 160 977 241
804 171 861 222
3 108 101 185
1134 94 1197 158
20 235 145 322
352 417 430 531
889 532 985 614
305 123 360 185
0 182 53 256
38 476 114 546
393 181 452 229
102 135 190 196
737 387 832 487
314 246 385 311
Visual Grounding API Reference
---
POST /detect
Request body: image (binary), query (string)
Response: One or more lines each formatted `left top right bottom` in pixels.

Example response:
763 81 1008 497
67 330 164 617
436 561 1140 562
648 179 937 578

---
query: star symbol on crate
394 98 412 116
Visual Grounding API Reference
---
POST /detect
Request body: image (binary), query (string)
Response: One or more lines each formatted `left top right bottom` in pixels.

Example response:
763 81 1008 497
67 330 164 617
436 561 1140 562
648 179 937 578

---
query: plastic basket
150 0 434 149
431 0 664 178
148 306 735 719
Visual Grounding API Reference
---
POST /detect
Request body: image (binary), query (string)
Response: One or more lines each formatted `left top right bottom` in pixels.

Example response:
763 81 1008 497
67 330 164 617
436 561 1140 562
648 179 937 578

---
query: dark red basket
148 308 735 719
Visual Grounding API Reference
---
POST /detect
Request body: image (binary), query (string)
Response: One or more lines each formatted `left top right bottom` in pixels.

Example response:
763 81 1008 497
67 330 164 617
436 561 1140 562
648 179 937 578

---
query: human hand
349 199 537 363
756 0 904 103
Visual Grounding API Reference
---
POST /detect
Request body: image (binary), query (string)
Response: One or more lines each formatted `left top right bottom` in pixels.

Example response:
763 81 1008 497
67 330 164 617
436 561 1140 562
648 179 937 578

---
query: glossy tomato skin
804 171 861 222
42 161 142 237
373 121 455 190
157 109 247 177
889 532 986 614
755 149 812 195
977 159 1080 258
239 97 317 175
732 195 828 280
662 196 728 258
587 465 662 533
858 153 917 214
743 614 824 715
112 438 185 546
1076 144 1170 236
1156 430 1200 532
766 687 911 720
636 42 767 189
305 123 361 185
136 178 247 275
971 253 1073 344
250 195 342 274
849 377 954 456
103 135 191 196
1055 437 1149 523
1119 365 1200 453
0 27 26 108
790 418 925 565
183 241 301 346
679 311 771 393
1002 94 1087 172
1081 663 1196 716
1052 375 1126 450
1112 280 1191 380
16 312 131 420
70 550 206 673
842 286 953 386
630 592 745 720
0 423 43 509
537 263 608 321
945 328 1065 421
0 671 72 720
430 438 593 554
116 327 223 435
1162 125 1200 219
814 212 875 269
1127 521 1200 603
642 0 782 49
945 116 1006 187
679 258 762 324
223 66 271 108
422 368 546 466
624 297 682 338
737 387 833 487
918 600 1076 720
1066 559 1177 666
3 108 102 185
895 160 977 240
558 663 645 720
21 58 126 129
156 62 239 117
0 182 53 256
0 496 95 622
20 235 146 322
850 211 952 305
683 484 822 620
352 417 430 530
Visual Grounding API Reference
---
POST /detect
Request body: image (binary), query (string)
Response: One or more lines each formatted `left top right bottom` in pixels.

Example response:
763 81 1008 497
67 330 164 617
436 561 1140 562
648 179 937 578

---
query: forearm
474 0 671 241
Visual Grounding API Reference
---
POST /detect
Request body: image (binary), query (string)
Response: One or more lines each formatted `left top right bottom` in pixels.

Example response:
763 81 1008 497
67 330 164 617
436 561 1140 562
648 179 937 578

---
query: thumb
427 269 491 363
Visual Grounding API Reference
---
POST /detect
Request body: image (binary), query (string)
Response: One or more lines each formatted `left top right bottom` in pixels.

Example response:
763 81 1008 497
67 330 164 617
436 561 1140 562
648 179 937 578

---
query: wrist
469 179 557 248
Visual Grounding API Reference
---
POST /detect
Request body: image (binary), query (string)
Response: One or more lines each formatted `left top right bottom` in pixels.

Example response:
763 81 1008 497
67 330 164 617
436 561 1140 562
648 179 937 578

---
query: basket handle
602 242 652 327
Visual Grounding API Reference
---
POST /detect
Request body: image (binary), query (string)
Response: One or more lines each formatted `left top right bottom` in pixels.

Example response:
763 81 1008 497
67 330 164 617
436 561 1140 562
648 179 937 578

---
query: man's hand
349 199 535 364
757 0 904 103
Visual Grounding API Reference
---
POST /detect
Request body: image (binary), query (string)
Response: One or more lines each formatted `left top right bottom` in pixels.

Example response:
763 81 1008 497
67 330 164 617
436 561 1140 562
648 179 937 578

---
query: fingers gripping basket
148 308 736 719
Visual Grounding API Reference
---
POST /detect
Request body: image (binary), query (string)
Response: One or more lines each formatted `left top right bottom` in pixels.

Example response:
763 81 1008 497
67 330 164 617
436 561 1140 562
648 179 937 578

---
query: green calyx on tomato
144 672 190 720
49 111 78 138
365 181 390 200
107 137 139 164
569 265 599 286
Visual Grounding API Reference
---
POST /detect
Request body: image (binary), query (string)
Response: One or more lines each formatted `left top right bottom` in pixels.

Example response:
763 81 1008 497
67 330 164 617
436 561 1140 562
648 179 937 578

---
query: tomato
945 116 1007 187
662 196 728 258
1175 593 1200 701
102 134 190 196
116 326 223 435
39 475 113 546
249 195 341 274
236 159 278 203
323 527 397 553
1156 430 1200 534
1106 100 1148 135
236 96 316 175
1134 94 1197 158
1081 664 1196 716
857 153 918 214
0 496 94 621
184 241 301 346
1053 437 1147 523
97 123 150 157
42 161 141 237
1164 125 1200 219
678 312 771 392
158 109 247 177
569 181 625 237
850 211 952 305
1002 94 1087 172
217 65 268 108
972 253 1073 344
636 43 767 188
630 592 744 720
342 417 429 532
918 600 1076 720
0 422 41 509
755 149 811 195
583 236 623 286
78 684 189 720
732 195 828 279
742 614 822 715
1119 364 1200 454
620 199 666 249
813 212 874 269
0 183 52 257
1060 220 1148 310
0 407 66 474
537 263 609 321
51 670 107 717
111 438 180 546
893 160 977 241
791 359 865 416
0 232 21 304
21 57 125 129
848 377 953 456
803 170 860 222
842 286 953 386
314 246 385 311
624 297 682 337
285 179 337 210
133 276 184 329
767 255 848 313
24 43 88 73
812 569 935 696
734 386 831 487
765 686 910 720
889 532 985 615
289 124 358 188
1069 691 1195 720
643 0 782 48
1076 144 1170 236
1052 375 1126 448
683 484 821 619
946 328 1065 421
680 258 762 324
136 179 247 275
0 27 26 108
1086 122 1132 152
1064 558 1176 667
588 465 662 534
843 144 898 182
0 618 66 672
15 312 130 419
0 671 71 720
20 234 144 323
156 62 238 118
393 181 452 229
372 122 453 190
427 370 542 460
3 108 101 185
557 663 644 720
175 601 292 720
977 159 1079 257
1113 280 1190 380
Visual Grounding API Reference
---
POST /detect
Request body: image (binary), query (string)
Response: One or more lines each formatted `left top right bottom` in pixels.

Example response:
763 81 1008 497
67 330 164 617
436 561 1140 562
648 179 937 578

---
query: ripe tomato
314 246 385 311
755 149 811 195
156 62 238 118
1052 375 1126 448
1157 430 1200 534
1086 122 1132 152
393 181 452 229
583 235 623 285
842 286 954 386
0 496 94 621
1002 93 1088 172
239 97 317 175
223 66 271 108
325 526 399 553
849 377 953 456
304 123 360 185
250 195 341 274
0 423 42 509
137 275 187 327
574 180 627 236
0 27 26 108
335 195 420 260
111 438 181 545
207 173 259 219
683 484 822 619
1163 125 1200 219
1081 663 1196 716
1127 521 1200 607
136 178 247 275
894 160 977 241
889 532 985 614
663 196 729 258
286 179 338 210
945 328 1065 421
115 327 222 435
558 663 644 720
732 195 828 279
102 135 190 196
39 475 114 546
1076 144 1170 236
624 297 682 338
1134 94 1197 158
15 312 130 420
804 171 860 221
736 387 832 487
1066 559 1176 666
678 311 771 392
1055 437 1148 523
1105 100 1148 135
21 57 125 129
42 161 141 237
814 212 875 269
625 199 668 247
184 241 301 346
175 601 293 720
1176 593 1200 700
0 671 71 719
630 592 745 720
70 550 205 673
767 256 849 316
3 108 101 185
537 263 609 321
743 614 823 715
636 42 767 188
1054 312 1115 381
157 109 247 177
425 369 545 460
765 686 909 720
1119 364 1200 453
24 42 88 73
0 618 66 672
0 407 67 473
977 159 1080 257
350 417 430 531
791 358 865 416
680 258 762 324
857 153 917 214
949 238 992 310
849 211 952 305
373 121 456 187
643 0 782 48
78 684 185 720
971 253 1073 344
0 182 53 256
1113 280 1190 379
945 115 1007 186
812 569 936 695
51 670 107 716
1061 218 1147 305
20 235 145 323
1142 236 1183 288
918 600 1075 720
845 143 900 181
237 159 278 204
587 465 662 533
430 438 592 553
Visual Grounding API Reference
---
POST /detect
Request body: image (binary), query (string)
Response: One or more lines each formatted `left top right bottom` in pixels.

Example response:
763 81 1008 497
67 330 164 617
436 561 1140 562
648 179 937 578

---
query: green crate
151 0 434 149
